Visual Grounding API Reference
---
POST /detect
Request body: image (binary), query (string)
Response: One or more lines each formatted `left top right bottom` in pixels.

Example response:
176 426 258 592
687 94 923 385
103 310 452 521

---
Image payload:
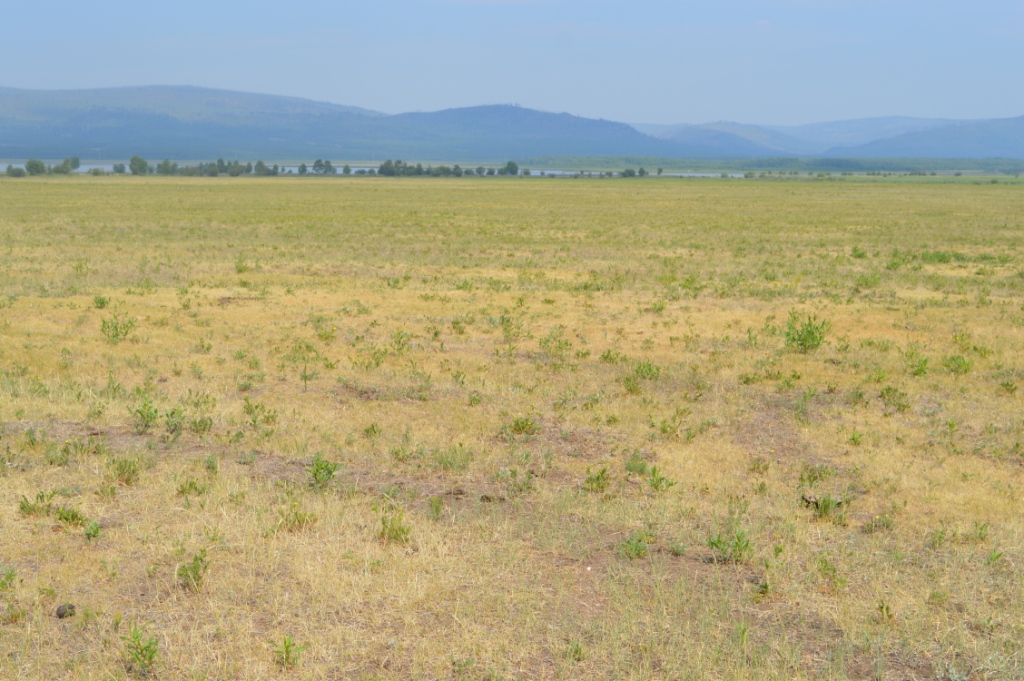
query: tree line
5 156 662 179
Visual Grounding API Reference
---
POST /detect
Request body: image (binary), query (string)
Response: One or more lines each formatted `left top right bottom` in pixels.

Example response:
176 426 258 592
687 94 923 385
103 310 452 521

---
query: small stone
55 603 75 619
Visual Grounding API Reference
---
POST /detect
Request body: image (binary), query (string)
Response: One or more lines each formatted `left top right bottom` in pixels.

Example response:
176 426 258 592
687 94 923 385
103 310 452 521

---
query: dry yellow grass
0 176 1022 679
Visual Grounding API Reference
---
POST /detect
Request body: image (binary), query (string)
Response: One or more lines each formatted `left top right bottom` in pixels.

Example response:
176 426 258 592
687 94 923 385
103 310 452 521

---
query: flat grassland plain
0 177 1022 680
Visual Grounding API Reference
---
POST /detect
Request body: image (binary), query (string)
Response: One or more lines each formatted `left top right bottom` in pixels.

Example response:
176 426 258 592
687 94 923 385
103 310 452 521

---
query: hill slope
635 117 966 155
0 86 781 161
827 115 1024 158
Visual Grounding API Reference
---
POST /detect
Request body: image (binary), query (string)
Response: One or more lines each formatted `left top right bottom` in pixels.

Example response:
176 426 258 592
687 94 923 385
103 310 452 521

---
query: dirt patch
732 402 814 464
216 296 262 306
1 420 213 457
333 379 432 404
501 419 624 460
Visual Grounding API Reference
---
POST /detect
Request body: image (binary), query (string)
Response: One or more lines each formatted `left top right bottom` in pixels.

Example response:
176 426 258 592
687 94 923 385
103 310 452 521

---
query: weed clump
122 624 159 677
306 453 342 490
176 549 209 591
619 529 654 559
784 311 830 352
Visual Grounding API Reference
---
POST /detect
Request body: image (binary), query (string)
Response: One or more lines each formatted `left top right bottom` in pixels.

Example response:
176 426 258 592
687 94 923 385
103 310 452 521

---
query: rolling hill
0 86 1021 162
826 115 1024 158
0 86 776 161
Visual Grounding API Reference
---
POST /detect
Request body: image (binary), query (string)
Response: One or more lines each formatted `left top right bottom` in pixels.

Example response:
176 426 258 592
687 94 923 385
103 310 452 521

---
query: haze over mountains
1 85 1022 162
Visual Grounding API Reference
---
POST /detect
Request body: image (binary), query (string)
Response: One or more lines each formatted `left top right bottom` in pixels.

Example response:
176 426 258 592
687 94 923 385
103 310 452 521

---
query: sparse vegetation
0 177 1022 679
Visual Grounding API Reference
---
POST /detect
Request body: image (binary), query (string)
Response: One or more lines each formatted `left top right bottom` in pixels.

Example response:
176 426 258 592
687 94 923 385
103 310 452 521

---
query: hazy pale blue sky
3 1 1022 124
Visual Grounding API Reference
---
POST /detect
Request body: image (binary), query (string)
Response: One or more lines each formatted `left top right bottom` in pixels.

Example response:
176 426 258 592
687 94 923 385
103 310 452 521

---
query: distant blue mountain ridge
0 85 1021 161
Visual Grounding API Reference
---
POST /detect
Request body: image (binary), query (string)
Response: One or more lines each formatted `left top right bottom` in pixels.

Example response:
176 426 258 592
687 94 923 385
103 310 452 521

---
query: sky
2 1 1022 125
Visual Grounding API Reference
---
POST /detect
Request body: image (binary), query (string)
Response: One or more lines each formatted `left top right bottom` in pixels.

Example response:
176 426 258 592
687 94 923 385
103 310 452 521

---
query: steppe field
1 176 1024 681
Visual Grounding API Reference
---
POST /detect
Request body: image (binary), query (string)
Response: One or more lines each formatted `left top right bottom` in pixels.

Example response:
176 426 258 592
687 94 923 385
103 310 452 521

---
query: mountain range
1 85 1022 162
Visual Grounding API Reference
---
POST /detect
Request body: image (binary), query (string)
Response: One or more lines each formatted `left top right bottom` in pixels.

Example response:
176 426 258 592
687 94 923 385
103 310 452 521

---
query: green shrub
121 625 159 676
176 478 208 497
307 453 342 490
784 312 830 353
272 635 308 669
707 529 752 564
109 456 141 486
101 313 136 343
619 530 654 559
379 508 411 544
503 416 540 437
583 467 610 492
130 397 159 434
879 385 910 414
646 466 676 492
176 549 209 591
943 355 972 376
54 506 87 527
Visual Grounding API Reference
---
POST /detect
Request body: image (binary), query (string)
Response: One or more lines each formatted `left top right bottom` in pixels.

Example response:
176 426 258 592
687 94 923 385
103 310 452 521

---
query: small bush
122 625 159 676
54 506 88 527
625 450 649 476
879 385 910 414
101 313 136 343
503 416 540 438
799 463 836 487
19 490 56 517
176 549 209 591
943 355 972 376
646 466 676 492
497 467 534 497
130 397 159 434
176 478 208 497
784 311 830 353
379 508 411 544
634 361 661 380
433 444 472 471
619 529 654 559
272 635 308 669
277 503 318 532
707 529 752 564
109 456 141 486
583 467 610 492
307 453 342 490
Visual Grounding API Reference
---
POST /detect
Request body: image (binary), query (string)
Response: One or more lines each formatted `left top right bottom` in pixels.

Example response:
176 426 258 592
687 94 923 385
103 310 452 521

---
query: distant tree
68 157 81 170
6 164 26 177
520 168 530 177
453 164 463 177
323 160 336 174
25 159 46 175
254 160 270 176
298 163 308 175
476 167 485 177
205 164 219 177
245 162 254 174
656 168 663 176
129 156 148 176
342 164 352 175
156 159 178 175
503 161 519 176
638 167 648 177
622 168 636 178
486 168 496 176
112 163 126 174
